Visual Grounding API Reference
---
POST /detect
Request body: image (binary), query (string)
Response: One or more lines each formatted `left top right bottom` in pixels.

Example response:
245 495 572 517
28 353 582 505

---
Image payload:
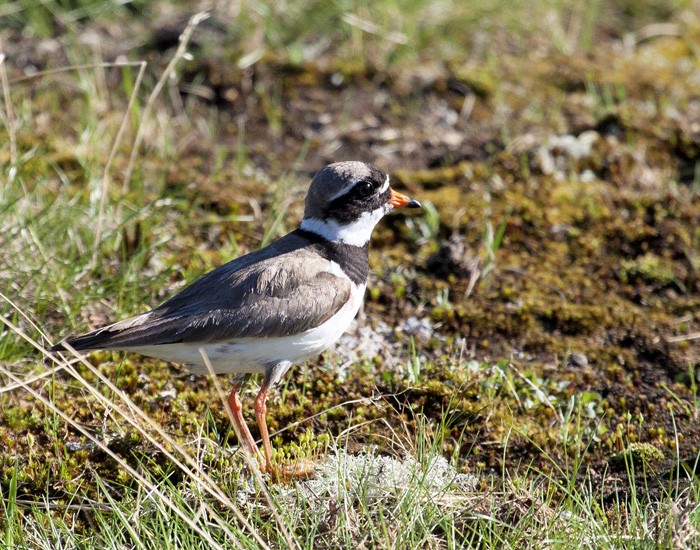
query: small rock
158 388 177 400
400 316 433 342
569 353 588 368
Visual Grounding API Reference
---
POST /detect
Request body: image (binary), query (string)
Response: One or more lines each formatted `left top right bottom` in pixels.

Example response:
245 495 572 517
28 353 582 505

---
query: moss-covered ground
1 1 699 546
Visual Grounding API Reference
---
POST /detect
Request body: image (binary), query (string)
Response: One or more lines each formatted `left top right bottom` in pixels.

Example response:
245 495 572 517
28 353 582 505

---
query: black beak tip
407 199 421 208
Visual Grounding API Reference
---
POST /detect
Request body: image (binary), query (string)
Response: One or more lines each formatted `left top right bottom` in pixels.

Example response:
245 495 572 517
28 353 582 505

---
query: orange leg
254 382 274 474
227 383 264 468
254 379 316 480
252 365 317 480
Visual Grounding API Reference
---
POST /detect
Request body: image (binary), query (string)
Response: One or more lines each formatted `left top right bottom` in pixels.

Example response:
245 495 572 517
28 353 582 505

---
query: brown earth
1 6 699 516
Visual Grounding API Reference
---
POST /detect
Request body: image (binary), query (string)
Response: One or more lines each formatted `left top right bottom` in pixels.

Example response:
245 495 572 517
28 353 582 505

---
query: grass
2 0 700 547
2 363 696 549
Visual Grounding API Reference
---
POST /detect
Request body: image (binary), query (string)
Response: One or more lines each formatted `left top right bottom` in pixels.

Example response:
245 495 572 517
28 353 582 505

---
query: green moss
620 253 677 286
449 65 497 97
3 6 700 529
609 442 664 469
393 163 472 190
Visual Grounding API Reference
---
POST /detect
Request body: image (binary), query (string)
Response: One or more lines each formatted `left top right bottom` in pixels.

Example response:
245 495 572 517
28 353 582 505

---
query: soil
1 4 699 516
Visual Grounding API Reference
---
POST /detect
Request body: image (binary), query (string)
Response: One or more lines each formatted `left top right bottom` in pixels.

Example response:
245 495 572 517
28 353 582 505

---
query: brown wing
58 241 353 350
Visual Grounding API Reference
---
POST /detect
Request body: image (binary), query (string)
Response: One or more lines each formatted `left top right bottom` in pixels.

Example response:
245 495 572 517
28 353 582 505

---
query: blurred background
1 1 699 546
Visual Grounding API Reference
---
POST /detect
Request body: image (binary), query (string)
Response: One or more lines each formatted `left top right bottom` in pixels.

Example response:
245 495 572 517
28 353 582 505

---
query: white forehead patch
379 174 390 194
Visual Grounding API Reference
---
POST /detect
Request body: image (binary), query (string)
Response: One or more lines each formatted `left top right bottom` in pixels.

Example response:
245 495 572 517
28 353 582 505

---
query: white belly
127 284 366 374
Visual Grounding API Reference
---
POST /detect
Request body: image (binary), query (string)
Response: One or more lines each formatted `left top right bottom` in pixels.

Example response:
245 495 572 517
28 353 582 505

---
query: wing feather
58 244 353 350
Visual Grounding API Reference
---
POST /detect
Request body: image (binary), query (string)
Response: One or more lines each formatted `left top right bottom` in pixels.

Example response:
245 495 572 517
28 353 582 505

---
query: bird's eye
356 180 374 197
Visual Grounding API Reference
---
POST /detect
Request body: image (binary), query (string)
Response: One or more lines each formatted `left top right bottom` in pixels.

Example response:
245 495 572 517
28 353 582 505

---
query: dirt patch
1 4 699 517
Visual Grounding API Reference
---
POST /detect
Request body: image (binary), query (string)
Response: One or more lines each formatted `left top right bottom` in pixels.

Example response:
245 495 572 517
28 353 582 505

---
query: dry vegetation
1 0 699 547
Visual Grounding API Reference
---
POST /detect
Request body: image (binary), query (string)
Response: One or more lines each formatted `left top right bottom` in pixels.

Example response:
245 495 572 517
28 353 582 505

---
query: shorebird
51 161 421 477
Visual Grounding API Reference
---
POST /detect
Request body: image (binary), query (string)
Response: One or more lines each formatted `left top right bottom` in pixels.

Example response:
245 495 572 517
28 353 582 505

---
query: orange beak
388 188 421 209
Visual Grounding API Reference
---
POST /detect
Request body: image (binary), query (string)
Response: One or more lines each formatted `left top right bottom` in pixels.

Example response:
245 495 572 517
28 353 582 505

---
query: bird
51 161 421 477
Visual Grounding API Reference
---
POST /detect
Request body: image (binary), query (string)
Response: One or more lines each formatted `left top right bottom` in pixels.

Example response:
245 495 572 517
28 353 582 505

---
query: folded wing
56 251 352 350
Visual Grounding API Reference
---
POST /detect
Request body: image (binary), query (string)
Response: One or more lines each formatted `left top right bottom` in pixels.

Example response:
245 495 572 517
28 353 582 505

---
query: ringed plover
51 161 421 477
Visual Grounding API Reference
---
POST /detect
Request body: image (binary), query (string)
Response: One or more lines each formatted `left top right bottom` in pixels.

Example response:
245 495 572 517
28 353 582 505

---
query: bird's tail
50 313 153 352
